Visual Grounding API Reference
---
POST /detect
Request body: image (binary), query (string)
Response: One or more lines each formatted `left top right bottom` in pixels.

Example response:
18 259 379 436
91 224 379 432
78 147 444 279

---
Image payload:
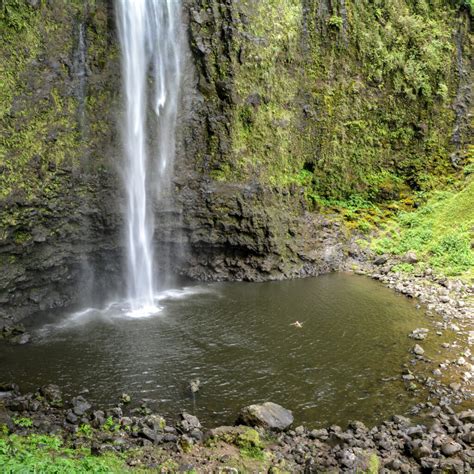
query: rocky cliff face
0 0 471 323
0 1 124 322
173 0 472 279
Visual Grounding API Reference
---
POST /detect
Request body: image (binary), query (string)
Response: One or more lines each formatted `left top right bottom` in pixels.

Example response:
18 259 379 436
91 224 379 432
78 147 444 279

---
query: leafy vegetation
373 178 474 277
12 417 33 429
77 424 94 439
0 434 128 473
103 416 120 432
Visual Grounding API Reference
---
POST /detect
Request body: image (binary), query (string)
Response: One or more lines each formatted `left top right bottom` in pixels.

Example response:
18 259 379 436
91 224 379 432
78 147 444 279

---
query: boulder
237 402 293 431
72 396 91 416
139 426 163 444
412 344 425 356
374 255 388 266
441 440 463 457
458 410 474 423
40 384 62 406
409 328 429 340
178 412 201 433
403 252 419 264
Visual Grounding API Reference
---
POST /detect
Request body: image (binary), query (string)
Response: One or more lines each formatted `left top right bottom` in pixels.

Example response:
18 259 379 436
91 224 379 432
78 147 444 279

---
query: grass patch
373 178 474 277
239 445 265 461
0 433 129 473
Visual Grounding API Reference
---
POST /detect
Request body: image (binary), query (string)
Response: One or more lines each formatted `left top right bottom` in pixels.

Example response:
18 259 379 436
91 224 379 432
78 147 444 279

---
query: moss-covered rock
0 0 122 321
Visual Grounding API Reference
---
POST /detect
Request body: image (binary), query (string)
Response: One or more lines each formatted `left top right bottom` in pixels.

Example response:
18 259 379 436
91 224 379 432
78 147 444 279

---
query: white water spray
116 0 182 316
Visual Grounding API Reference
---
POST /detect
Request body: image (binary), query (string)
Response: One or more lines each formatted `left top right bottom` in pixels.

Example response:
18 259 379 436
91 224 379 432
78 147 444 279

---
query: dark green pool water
0 273 430 428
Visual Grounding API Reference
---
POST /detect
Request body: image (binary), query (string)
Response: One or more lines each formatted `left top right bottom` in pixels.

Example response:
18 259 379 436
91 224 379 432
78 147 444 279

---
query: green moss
303 0 463 201
240 445 266 461
206 0 469 211
13 230 31 244
0 0 117 245
209 0 306 186
236 427 262 450
365 453 380 474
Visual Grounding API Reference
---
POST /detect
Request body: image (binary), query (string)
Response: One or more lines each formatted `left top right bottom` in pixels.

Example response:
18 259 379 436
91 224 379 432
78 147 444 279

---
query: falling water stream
116 0 182 316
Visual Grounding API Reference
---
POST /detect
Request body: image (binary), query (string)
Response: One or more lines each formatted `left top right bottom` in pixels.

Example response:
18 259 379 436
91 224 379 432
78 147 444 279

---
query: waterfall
116 0 182 316
73 20 87 134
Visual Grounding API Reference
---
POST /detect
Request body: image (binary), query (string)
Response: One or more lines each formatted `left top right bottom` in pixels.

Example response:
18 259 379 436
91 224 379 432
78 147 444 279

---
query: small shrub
240 445 265 460
327 15 344 29
13 417 33 428
103 416 119 432
77 423 93 439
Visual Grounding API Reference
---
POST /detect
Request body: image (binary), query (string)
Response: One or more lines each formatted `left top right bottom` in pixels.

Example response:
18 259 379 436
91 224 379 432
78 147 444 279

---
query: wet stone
420 457 439 469
72 396 91 416
40 384 62 406
139 426 162 444
66 410 79 424
238 402 293 431
178 412 201 433
309 428 328 440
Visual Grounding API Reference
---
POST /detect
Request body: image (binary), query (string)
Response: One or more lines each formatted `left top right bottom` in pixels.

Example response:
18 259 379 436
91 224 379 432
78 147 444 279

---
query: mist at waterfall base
2 274 437 428
116 0 182 317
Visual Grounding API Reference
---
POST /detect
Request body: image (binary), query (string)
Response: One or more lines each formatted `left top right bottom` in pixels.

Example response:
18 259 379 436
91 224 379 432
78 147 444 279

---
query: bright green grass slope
373 177 474 279
0 434 130 474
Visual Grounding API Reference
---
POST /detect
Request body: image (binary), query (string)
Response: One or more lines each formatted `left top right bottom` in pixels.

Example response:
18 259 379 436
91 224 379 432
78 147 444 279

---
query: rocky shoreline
0 383 473 472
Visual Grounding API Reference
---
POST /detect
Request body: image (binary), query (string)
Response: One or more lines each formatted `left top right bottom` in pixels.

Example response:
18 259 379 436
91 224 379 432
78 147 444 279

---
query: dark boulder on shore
237 402 294 431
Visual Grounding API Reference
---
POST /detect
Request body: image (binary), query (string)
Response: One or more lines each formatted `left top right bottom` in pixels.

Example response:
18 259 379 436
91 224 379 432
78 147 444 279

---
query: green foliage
457 0 474 14
391 263 415 273
351 1 454 101
366 453 380 474
103 416 120 433
310 193 390 233
0 433 127 473
236 428 265 460
327 15 344 30
373 179 474 276
240 445 265 460
236 428 262 450
0 0 35 31
77 424 93 439
13 418 33 428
